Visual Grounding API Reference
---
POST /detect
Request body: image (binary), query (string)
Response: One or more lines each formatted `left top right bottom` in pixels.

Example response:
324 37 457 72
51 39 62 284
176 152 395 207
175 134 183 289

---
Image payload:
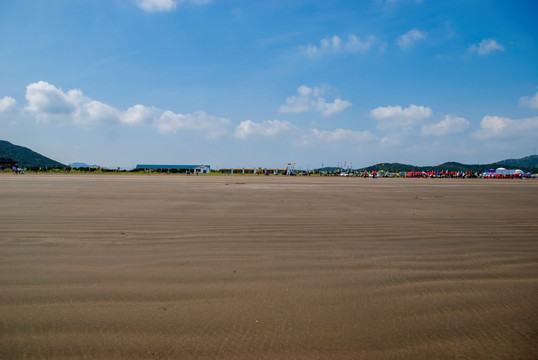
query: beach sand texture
0 175 537 359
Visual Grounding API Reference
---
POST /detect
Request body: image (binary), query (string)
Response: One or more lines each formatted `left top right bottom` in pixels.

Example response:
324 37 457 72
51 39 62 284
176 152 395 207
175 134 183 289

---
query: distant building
135 164 210 173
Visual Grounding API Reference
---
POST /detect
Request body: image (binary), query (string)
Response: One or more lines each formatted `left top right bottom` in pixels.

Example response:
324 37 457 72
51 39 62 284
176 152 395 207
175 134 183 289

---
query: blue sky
1 0 537 169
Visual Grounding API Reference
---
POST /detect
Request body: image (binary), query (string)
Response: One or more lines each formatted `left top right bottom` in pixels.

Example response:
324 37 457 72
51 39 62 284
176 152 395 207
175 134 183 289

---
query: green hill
360 163 420 173
356 156 538 173
498 155 538 168
0 140 65 169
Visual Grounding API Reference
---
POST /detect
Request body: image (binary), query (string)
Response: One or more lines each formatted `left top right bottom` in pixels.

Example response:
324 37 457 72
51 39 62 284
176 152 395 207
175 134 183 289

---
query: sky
0 0 537 169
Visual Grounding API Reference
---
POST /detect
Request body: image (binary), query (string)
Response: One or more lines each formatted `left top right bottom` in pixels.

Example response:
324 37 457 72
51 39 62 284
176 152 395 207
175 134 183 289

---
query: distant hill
358 163 420 173
69 162 100 169
0 140 65 168
498 155 538 168
359 159 537 173
317 167 346 172
315 155 538 173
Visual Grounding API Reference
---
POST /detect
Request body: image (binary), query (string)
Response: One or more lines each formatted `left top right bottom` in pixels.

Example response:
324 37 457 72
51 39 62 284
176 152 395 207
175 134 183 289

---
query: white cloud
468 38 504 56
24 81 229 138
397 29 427 49
136 0 211 12
345 34 377 53
314 98 353 117
371 104 432 120
310 128 376 143
0 96 17 113
80 100 120 125
234 120 294 139
120 104 160 125
137 0 178 12
371 104 432 130
153 110 230 139
421 115 470 136
279 85 313 114
473 115 538 139
300 34 377 57
25 81 77 120
279 85 351 117
519 89 538 109
25 81 119 125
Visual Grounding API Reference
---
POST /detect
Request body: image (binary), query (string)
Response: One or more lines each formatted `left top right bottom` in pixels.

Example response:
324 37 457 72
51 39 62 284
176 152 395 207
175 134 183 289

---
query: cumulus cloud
468 38 504 55
25 81 76 119
371 104 432 130
136 0 211 12
421 115 470 136
397 29 427 49
0 96 17 113
234 120 294 139
23 81 229 138
279 85 351 117
300 34 377 57
371 104 432 120
153 110 230 139
25 81 119 125
315 98 353 117
80 100 120 125
120 104 161 125
473 115 538 139
279 85 314 114
519 89 538 109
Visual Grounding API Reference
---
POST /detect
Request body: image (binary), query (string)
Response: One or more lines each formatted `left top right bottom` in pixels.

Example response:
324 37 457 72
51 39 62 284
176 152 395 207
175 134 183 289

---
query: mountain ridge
0 140 65 168
354 155 538 173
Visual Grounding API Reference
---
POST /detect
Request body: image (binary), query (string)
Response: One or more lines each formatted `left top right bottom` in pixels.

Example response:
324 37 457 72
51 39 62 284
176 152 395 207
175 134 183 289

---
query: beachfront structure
135 164 210 173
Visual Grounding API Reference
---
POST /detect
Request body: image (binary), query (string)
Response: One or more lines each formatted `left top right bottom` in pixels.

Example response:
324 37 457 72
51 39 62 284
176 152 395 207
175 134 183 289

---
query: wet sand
0 174 536 359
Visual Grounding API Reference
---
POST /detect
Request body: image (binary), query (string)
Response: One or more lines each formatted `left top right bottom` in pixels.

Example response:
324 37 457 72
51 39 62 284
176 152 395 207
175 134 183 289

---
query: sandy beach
0 174 536 359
